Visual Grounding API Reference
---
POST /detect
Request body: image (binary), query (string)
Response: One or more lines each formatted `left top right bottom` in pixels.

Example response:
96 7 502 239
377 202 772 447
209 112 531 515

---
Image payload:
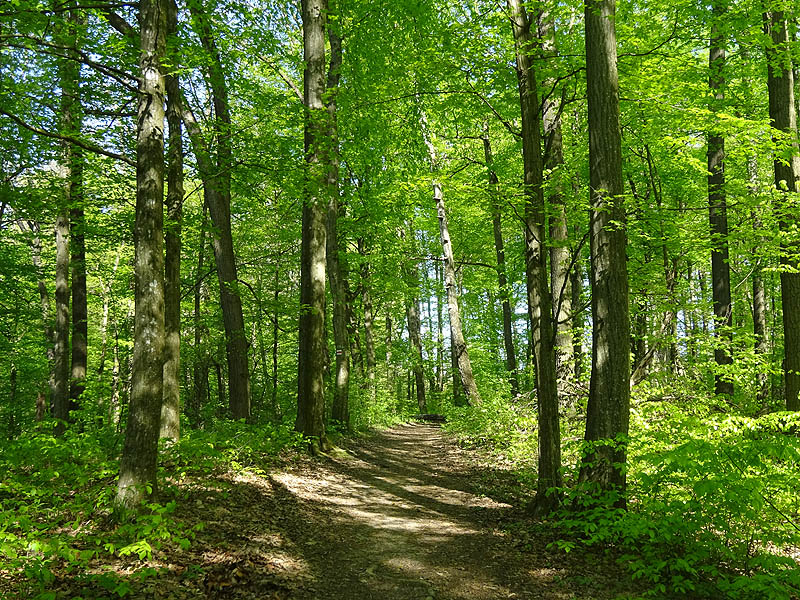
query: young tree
579 0 631 502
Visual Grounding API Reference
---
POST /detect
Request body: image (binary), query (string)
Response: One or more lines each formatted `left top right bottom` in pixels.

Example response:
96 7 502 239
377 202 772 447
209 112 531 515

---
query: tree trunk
764 8 800 411
160 0 183 441
386 312 396 402
192 202 209 429
708 0 734 397
538 14 574 390
116 0 166 511
508 0 561 513
53 205 70 433
405 259 427 413
296 0 331 451
748 158 769 406
571 258 584 378
325 21 350 428
580 0 631 503
271 264 281 419
483 123 519 396
186 0 250 421
359 241 377 402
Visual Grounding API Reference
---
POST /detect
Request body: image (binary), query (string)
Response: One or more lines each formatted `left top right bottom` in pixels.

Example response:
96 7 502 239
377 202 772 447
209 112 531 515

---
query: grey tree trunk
580 0 631 502
405 260 427 413
385 312 396 402
508 0 561 513
538 14 573 390
421 117 481 406
116 0 166 511
53 200 70 433
483 123 519 397
325 22 350 428
359 241 377 402
748 158 769 406
434 183 482 405
187 0 250 421
192 202 209 428
160 0 183 441
764 8 800 411
296 0 331 451
708 0 734 397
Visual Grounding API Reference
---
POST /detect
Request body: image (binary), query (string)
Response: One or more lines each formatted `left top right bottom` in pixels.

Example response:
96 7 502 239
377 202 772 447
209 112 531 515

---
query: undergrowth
443 379 800 599
0 418 303 599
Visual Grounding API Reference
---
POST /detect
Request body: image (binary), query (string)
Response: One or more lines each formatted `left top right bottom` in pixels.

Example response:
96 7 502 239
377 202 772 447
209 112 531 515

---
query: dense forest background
1 0 800 597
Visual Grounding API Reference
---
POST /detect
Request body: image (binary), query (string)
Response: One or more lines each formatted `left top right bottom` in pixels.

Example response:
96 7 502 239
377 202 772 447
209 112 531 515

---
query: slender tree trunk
325 22 350 428
420 115 481 406
764 8 800 411
538 14 573 390
483 123 519 396
435 262 445 392
160 0 183 440
116 0 166 511
508 0 561 513
53 205 70 432
405 258 427 413
571 258 584 378
271 264 281 418
580 0 631 504
359 241 377 402
748 158 769 406
185 0 250 421
296 0 330 451
192 202 209 428
708 0 734 397
386 312 395 402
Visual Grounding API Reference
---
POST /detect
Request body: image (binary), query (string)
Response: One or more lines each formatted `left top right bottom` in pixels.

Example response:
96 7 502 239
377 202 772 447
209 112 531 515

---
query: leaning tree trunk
483 123 519 396
116 0 166 511
421 116 481 406
708 0 734 397
764 7 800 411
508 0 561 514
325 21 351 428
296 0 331 451
580 0 631 503
187 0 250 421
160 0 183 440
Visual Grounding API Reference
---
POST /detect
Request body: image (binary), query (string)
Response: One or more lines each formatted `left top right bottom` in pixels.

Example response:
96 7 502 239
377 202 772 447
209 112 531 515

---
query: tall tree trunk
580 0 631 503
748 158 769 406
421 116 482 406
160 0 183 440
708 0 734 397
325 21 350 428
404 256 427 413
53 203 70 433
116 0 166 511
434 183 482 405
483 123 519 396
508 0 561 513
764 8 800 411
296 0 331 451
538 14 574 390
386 312 396 402
435 262 445 392
271 263 281 419
571 257 584 378
359 240 377 402
186 0 250 421
192 202 209 428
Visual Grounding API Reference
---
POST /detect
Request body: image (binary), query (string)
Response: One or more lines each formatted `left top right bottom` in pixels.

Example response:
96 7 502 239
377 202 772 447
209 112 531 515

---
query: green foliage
445 380 800 598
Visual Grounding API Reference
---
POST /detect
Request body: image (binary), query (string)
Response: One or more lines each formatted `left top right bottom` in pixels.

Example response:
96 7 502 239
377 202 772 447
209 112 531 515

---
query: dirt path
43 423 631 599
186 423 629 600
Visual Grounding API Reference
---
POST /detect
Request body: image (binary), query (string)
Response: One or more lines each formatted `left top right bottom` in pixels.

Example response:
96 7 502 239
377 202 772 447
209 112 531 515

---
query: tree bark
187 0 250 421
764 8 800 411
160 0 183 441
508 0 561 513
748 158 769 406
483 123 519 396
359 240 377 402
296 0 331 451
708 0 734 397
192 202 209 429
404 256 427 413
580 0 631 503
116 0 166 511
325 20 350 428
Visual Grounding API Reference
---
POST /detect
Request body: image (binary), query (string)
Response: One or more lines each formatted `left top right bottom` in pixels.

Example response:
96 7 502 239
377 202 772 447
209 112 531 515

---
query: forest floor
14 423 640 599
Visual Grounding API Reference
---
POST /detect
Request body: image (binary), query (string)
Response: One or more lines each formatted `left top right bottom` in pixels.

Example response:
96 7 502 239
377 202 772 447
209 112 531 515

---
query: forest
1 0 800 597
